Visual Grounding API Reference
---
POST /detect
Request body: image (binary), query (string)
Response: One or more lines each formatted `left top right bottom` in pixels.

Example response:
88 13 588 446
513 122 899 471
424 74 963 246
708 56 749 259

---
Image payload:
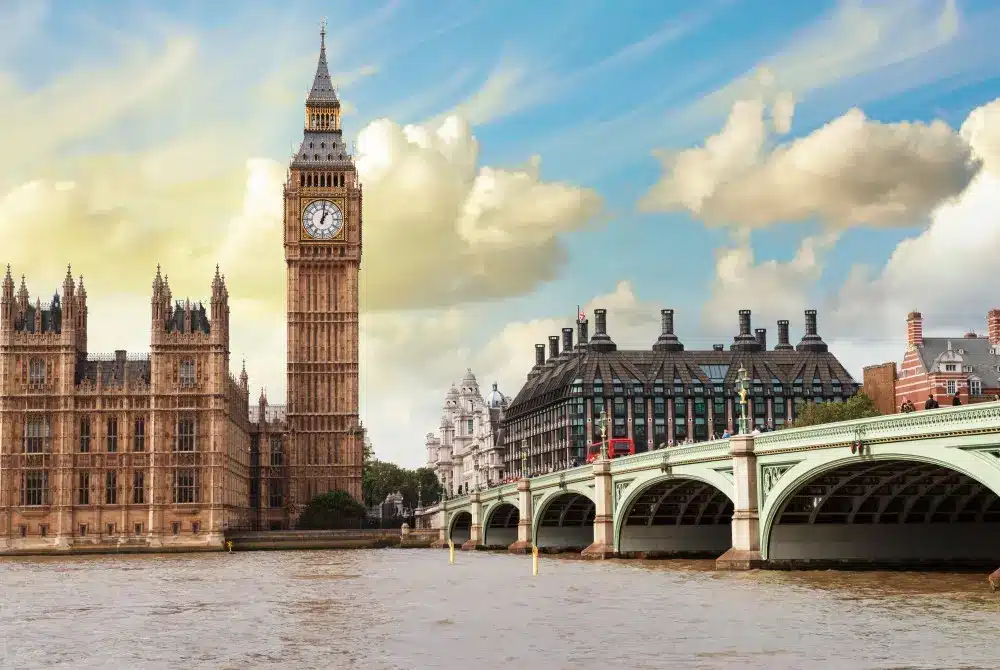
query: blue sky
5 0 1000 465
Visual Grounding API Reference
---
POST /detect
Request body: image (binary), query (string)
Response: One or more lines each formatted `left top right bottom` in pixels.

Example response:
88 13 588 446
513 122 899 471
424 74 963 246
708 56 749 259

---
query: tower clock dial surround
302 199 344 240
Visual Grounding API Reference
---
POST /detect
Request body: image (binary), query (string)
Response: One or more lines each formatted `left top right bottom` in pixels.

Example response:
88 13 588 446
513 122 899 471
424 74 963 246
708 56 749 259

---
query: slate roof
915 336 1000 384
166 302 210 335
75 352 151 387
15 295 63 334
506 310 859 419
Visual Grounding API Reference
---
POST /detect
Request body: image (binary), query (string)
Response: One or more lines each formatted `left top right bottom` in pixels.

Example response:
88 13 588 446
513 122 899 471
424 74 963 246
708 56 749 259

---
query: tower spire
308 19 338 105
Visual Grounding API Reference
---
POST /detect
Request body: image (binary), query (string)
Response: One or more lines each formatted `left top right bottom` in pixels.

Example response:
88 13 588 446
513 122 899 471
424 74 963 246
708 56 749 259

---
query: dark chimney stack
713 344 724 352
805 309 818 337
561 328 574 354
577 318 589 349
653 309 684 351
534 344 545 367
775 320 793 350
653 308 684 352
739 309 751 336
732 309 759 350
755 328 767 350
594 309 607 335
548 336 560 361
589 308 617 352
661 309 674 335
795 309 828 352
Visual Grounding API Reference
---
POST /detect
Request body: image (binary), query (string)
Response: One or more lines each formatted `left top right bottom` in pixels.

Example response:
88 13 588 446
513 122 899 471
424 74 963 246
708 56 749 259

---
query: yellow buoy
448 539 455 564
532 544 539 576
226 540 233 553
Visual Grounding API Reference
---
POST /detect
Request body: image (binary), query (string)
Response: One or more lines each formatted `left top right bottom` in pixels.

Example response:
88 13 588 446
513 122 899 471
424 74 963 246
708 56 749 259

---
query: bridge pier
716 433 764 570
461 493 482 550
508 478 533 554
431 508 450 549
582 458 616 559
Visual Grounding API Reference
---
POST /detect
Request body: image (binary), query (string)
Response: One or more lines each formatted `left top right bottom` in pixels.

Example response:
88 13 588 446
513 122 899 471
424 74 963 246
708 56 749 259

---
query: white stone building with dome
425 369 510 496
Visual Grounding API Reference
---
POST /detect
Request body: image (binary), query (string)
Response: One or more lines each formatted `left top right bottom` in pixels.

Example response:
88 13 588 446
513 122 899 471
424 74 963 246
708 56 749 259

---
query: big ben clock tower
284 23 364 511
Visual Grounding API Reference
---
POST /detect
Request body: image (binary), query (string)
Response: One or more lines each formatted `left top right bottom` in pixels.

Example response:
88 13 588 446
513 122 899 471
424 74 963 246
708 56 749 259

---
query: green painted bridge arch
530 477 597 551
481 499 519 548
758 440 1000 566
612 465 736 557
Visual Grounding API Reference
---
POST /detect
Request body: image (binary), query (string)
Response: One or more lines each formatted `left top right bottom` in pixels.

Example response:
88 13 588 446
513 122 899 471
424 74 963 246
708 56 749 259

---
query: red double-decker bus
586 438 635 463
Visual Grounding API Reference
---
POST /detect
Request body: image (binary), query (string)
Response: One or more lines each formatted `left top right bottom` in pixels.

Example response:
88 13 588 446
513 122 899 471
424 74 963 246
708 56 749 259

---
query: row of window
19 470 199 506
19 416 200 454
15 520 199 539
23 359 198 387
945 379 984 395
510 393 821 440
570 378 843 396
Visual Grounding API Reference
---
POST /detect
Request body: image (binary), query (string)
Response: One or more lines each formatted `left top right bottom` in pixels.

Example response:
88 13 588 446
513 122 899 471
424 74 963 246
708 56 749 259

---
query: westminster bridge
417 402 1000 568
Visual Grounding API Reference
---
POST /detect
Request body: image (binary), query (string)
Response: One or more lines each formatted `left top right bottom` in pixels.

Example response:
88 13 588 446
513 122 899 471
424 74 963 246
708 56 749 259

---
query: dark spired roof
75 352 151 387
307 24 339 106
915 336 1000 383
506 311 858 419
15 295 62 334
291 26 353 170
166 302 210 335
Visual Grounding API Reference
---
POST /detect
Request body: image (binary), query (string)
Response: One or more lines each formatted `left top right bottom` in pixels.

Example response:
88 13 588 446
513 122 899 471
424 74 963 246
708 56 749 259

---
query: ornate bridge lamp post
598 408 610 460
521 441 529 480
736 366 750 435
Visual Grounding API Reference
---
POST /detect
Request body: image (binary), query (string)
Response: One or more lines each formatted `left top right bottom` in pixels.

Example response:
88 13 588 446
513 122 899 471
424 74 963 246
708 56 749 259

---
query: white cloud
356 115 604 310
701 233 839 334
701 95 1000 380
640 93 978 229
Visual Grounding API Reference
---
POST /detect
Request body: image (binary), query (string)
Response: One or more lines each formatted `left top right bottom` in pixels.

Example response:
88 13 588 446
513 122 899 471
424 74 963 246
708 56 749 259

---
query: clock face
302 200 344 240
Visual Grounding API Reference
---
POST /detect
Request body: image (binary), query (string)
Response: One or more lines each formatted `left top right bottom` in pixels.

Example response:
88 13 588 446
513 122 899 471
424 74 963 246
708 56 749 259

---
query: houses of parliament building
0 27 364 553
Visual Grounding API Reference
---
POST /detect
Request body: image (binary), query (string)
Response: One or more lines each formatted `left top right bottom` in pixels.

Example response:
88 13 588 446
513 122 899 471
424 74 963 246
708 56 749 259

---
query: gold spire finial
320 17 327 47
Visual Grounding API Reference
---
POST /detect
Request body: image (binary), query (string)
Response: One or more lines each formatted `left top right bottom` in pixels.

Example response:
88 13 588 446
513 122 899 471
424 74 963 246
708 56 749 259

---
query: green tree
297 489 367 529
362 459 406 508
362 459 442 510
787 391 881 428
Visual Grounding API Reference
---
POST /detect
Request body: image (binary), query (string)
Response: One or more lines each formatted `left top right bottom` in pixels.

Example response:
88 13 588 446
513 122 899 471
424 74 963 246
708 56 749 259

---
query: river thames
1 549 997 669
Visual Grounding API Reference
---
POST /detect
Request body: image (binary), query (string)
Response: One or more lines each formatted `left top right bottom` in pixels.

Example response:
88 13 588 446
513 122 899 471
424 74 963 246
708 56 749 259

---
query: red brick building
863 310 1000 413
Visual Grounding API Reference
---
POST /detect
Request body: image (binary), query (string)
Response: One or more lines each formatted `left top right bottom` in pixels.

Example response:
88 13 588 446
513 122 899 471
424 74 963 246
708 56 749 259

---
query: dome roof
485 382 506 409
461 368 477 384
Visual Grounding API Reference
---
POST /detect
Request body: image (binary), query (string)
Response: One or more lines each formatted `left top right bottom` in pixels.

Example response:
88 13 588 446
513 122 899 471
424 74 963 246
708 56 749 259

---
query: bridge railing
528 464 592 490
755 400 1000 453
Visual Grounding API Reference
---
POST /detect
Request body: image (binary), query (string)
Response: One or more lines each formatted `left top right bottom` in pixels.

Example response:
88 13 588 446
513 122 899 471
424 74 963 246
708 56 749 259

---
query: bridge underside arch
619 478 733 558
768 459 1000 567
483 503 519 548
535 493 595 552
449 511 472 546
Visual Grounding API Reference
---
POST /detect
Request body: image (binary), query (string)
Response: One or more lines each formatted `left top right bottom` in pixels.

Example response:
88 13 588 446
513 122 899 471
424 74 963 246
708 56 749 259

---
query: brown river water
1 549 997 669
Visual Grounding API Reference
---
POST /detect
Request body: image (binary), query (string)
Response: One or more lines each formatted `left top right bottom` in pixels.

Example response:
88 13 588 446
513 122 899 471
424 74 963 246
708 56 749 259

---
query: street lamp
736 366 750 435
598 407 609 460
521 444 528 479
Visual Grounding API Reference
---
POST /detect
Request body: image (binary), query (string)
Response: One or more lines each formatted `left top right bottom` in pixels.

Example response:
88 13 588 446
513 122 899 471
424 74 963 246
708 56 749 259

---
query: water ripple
0 551 998 669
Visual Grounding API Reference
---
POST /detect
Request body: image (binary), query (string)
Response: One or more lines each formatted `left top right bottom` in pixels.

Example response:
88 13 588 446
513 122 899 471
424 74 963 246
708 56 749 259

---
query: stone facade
865 310 1000 413
282 24 364 512
426 370 508 496
0 266 251 552
0 27 366 546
